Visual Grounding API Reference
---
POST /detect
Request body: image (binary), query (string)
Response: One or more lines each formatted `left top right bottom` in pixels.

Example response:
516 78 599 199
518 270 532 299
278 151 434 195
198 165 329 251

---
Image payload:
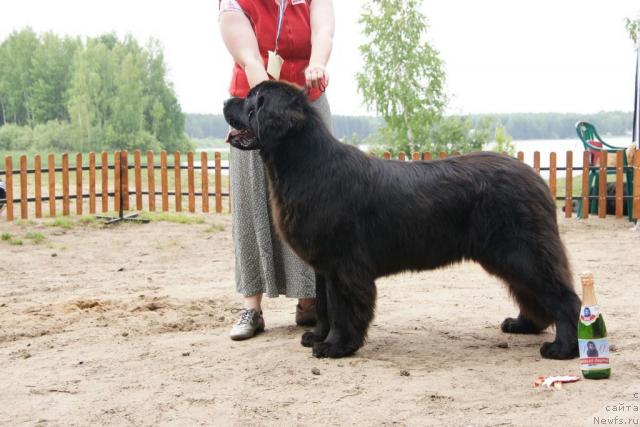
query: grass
9 238 23 246
47 217 75 229
25 232 46 244
1 233 12 241
205 223 226 233
139 211 206 224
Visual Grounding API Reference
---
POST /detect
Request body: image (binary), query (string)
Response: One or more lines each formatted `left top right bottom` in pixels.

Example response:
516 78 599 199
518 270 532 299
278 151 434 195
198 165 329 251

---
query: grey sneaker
229 309 265 341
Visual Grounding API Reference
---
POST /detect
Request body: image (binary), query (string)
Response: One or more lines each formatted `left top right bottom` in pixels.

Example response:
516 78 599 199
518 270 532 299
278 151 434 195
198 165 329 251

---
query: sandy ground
0 213 639 427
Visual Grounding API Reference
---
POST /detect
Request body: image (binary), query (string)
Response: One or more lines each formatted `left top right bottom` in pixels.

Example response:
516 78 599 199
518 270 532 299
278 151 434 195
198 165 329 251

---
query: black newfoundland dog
224 81 580 360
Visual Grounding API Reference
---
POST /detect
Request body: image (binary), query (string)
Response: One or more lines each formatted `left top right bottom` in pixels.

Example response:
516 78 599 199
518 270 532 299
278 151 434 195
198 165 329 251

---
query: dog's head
223 81 308 151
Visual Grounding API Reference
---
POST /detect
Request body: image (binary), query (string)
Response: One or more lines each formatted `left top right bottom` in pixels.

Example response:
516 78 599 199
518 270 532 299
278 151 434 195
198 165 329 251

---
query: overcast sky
1 0 638 116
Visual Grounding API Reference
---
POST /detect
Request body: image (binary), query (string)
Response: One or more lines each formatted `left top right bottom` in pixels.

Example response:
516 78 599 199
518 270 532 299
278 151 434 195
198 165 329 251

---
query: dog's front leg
312 272 376 358
301 272 330 347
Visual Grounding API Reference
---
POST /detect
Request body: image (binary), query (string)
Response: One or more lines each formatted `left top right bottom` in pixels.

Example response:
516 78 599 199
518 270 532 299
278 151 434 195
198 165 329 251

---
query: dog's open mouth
225 129 259 150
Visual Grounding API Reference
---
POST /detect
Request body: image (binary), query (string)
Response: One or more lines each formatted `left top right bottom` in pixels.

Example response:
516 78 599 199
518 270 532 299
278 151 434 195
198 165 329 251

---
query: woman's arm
306 0 335 89
219 11 269 88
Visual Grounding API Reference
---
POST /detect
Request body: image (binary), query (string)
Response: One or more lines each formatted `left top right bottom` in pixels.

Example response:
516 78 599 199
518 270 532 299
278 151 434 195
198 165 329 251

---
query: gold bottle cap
580 272 594 286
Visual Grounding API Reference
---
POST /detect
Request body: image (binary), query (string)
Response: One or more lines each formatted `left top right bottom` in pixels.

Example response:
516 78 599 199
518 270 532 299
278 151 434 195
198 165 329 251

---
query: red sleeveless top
229 0 322 101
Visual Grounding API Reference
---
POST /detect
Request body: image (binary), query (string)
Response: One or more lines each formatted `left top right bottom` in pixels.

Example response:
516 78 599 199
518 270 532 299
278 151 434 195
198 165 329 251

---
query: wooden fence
1 150 229 221
1 149 639 222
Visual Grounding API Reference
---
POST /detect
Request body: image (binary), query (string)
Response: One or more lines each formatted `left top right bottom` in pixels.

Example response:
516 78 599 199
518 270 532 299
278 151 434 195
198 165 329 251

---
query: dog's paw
301 331 324 348
312 341 358 359
501 316 542 334
540 340 578 360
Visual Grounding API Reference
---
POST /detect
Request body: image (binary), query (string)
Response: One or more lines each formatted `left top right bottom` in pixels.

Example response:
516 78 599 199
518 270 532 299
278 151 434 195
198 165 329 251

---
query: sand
0 214 639 426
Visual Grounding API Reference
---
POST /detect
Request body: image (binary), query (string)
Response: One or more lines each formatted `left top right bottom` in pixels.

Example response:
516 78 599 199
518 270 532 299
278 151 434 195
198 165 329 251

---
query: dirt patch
0 214 639 426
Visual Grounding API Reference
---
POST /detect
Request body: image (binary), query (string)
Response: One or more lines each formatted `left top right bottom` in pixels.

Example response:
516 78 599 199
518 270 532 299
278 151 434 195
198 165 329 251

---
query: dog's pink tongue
225 130 240 144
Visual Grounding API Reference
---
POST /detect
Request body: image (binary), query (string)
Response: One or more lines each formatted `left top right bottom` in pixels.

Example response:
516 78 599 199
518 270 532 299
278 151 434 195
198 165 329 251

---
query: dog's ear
256 97 306 142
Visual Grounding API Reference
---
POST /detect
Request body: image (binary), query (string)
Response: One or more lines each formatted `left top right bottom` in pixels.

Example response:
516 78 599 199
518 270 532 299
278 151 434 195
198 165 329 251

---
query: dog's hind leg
480 242 580 360
301 272 330 347
312 271 376 359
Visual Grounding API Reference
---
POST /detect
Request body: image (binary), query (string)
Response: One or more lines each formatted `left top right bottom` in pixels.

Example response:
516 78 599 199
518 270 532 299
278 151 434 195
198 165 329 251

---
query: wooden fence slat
161 151 169 212
452 151 460 156
533 151 540 174
517 151 524 162
398 152 406 161
174 151 182 212
101 152 108 213
62 153 70 216
201 152 209 213
633 154 640 220
615 151 623 218
4 157 13 221
20 155 28 219
114 151 121 212
412 152 420 161
76 153 83 216
383 152 391 160
188 151 195 213
215 152 222 214
89 153 96 214
422 152 432 161
48 154 56 217
122 151 129 211
34 155 42 218
147 151 156 212
565 151 573 218
135 150 143 211
549 152 557 201
439 152 447 160
581 151 589 219
598 151 607 218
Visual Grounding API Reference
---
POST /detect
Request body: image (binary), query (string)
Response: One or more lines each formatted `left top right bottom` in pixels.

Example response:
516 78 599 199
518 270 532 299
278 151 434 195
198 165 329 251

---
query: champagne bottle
578 272 611 379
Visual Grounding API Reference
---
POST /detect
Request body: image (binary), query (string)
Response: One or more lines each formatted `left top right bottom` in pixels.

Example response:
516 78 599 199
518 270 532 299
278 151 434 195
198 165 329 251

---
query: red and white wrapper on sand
533 375 580 389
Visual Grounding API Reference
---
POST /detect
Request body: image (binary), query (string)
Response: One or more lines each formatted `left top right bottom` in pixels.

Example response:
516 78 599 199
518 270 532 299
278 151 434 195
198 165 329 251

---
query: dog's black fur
224 81 580 360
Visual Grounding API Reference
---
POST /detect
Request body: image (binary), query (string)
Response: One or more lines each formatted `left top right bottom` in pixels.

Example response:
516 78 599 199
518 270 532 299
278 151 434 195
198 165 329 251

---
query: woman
219 0 335 340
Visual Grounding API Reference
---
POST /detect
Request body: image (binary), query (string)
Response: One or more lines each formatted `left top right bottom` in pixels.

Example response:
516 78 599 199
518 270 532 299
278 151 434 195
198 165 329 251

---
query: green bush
0 124 34 150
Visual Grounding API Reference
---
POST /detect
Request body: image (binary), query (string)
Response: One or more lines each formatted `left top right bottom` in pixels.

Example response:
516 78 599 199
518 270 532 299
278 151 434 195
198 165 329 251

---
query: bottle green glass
578 272 611 379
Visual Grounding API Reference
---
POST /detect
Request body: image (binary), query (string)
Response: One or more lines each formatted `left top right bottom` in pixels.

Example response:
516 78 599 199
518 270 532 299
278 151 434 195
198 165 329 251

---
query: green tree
357 0 446 154
357 0 491 155
489 123 515 156
625 12 640 45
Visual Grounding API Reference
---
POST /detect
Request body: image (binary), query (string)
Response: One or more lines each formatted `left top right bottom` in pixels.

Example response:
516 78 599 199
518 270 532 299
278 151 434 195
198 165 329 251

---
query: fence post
147 151 156 212
35 155 42 218
114 151 121 212
174 151 182 212
134 150 143 211
383 151 391 160
4 156 13 221
76 153 83 216
161 151 168 212
48 154 56 217
201 152 209 213
412 152 420 161
187 151 195 213
422 152 432 161
581 151 589 219
101 152 108 213
439 152 447 160
517 151 524 162
122 151 129 211
565 151 573 218
89 152 96 214
398 152 406 161
598 151 607 218
533 151 540 175
615 151 624 218
549 152 557 202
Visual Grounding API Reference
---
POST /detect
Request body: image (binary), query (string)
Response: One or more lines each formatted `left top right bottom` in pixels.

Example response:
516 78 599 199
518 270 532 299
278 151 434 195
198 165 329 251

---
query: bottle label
579 338 610 370
579 304 600 326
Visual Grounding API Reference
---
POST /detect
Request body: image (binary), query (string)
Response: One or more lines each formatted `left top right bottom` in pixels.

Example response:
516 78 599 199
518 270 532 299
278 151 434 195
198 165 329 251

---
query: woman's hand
305 64 329 91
